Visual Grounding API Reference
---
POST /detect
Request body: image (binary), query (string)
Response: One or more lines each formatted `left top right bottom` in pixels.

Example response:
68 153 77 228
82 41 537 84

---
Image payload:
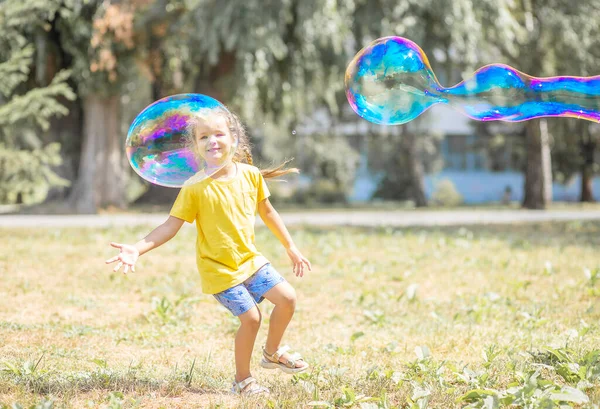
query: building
349 104 600 204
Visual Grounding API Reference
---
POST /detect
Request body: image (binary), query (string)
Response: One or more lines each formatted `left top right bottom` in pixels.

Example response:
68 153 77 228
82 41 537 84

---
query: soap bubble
125 94 238 188
345 36 600 125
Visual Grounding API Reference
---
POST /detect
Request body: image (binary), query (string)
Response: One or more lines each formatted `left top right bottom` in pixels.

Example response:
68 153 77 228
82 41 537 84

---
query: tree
58 1 140 213
548 2 600 202
0 0 76 204
354 0 520 206
130 1 362 203
552 119 600 203
480 0 600 208
0 0 142 212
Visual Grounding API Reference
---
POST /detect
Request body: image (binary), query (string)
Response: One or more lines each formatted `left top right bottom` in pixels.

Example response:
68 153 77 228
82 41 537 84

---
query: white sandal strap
235 376 256 391
271 345 290 362
284 352 304 368
263 345 305 368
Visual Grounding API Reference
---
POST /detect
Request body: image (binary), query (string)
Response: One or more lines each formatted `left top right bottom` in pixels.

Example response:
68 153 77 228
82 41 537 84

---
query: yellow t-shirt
169 163 270 294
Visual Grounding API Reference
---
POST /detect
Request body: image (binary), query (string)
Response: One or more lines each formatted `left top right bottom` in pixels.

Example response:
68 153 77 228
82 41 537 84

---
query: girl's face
193 115 236 168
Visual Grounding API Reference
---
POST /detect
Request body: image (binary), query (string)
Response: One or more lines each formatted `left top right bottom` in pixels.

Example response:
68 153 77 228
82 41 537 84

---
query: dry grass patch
1 221 599 408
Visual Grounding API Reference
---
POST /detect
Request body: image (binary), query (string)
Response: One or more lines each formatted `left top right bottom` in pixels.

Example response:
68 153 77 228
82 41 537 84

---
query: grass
1 221 599 408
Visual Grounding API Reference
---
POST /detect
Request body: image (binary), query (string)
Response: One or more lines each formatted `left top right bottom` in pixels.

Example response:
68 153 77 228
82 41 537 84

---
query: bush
430 179 463 207
0 143 70 205
293 179 347 205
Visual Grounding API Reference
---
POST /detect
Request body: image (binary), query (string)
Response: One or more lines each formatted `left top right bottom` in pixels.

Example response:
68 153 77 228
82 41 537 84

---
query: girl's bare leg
234 306 262 382
262 282 307 369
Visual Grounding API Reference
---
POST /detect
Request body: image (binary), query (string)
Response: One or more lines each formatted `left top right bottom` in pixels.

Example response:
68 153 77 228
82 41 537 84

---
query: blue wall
351 170 600 203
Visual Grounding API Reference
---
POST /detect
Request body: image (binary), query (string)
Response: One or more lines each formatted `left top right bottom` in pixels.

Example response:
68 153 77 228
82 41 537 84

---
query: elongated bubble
345 36 600 125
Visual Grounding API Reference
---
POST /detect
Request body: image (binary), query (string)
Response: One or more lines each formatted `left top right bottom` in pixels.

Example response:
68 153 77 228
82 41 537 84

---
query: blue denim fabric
213 263 285 316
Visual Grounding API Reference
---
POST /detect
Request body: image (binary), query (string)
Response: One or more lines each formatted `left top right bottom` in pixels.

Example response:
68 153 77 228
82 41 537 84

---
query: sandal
231 376 270 396
260 345 309 374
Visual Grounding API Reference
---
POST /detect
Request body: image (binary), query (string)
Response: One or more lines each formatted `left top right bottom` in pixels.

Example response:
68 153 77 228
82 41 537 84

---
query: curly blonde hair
186 107 298 179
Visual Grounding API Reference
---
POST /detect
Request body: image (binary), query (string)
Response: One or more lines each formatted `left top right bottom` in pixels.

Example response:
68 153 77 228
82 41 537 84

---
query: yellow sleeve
256 169 271 203
169 186 198 223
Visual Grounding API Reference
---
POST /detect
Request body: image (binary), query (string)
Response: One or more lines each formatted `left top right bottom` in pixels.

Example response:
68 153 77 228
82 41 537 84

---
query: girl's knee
239 307 262 328
279 287 297 311
264 282 297 310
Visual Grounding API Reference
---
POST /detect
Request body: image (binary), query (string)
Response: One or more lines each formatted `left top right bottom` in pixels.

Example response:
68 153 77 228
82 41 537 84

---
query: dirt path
2 209 600 228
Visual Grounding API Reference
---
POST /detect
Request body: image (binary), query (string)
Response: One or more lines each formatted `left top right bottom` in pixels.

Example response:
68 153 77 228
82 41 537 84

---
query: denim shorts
213 263 285 316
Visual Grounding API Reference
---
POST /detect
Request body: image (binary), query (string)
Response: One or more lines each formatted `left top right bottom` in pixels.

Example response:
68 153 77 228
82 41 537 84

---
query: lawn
1 221 599 408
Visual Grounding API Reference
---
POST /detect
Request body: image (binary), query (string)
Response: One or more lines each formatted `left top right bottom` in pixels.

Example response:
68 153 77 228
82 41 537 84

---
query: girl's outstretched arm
105 215 185 274
258 198 312 277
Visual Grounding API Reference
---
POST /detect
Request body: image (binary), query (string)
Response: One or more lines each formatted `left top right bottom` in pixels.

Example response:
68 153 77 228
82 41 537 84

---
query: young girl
106 106 312 396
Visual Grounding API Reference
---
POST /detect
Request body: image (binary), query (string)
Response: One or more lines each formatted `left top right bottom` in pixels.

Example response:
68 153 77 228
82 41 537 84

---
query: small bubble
292 130 297 135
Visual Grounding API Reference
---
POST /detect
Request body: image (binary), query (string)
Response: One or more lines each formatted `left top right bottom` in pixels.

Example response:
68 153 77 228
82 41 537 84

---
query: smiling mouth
208 148 221 152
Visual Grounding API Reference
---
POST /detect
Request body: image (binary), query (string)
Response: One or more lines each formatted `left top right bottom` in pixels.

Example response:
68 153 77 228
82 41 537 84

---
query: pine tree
0 1 75 205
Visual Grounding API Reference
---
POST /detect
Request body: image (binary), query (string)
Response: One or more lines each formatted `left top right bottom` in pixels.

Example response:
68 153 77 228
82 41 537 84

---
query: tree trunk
41 28 84 202
581 164 595 202
45 97 83 202
580 124 596 202
523 119 552 209
402 132 428 207
68 94 128 213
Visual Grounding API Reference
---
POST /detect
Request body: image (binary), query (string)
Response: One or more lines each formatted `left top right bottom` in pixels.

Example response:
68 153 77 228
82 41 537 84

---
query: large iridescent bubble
126 94 237 188
345 36 600 125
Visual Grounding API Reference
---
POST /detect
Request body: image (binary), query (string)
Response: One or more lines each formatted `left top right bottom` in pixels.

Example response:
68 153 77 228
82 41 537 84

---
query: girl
106 107 312 396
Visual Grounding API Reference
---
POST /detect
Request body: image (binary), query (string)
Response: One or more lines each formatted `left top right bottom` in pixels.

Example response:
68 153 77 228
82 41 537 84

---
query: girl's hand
105 242 139 274
286 246 312 277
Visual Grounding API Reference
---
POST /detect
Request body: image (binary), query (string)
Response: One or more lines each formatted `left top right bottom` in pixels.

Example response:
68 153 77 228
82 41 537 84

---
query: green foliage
298 179 349 205
0 400 54 409
0 143 70 205
531 346 600 385
430 179 464 207
0 70 75 132
459 370 591 408
290 133 360 204
540 2 600 186
2 0 600 207
0 46 34 97
163 1 518 202
145 295 202 326
178 1 354 120
583 266 600 291
372 131 436 203
481 1 600 198
0 0 78 205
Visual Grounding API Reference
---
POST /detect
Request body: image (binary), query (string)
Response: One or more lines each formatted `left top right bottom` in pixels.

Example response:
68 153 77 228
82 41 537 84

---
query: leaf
0 360 20 376
299 380 316 394
406 284 419 301
415 346 431 360
411 383 431 401
583 268 592 280
543 347 573 364
549 386 589 404
458 389 498 402
92 358 107 368
483 395 499 409
350 331 365 342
